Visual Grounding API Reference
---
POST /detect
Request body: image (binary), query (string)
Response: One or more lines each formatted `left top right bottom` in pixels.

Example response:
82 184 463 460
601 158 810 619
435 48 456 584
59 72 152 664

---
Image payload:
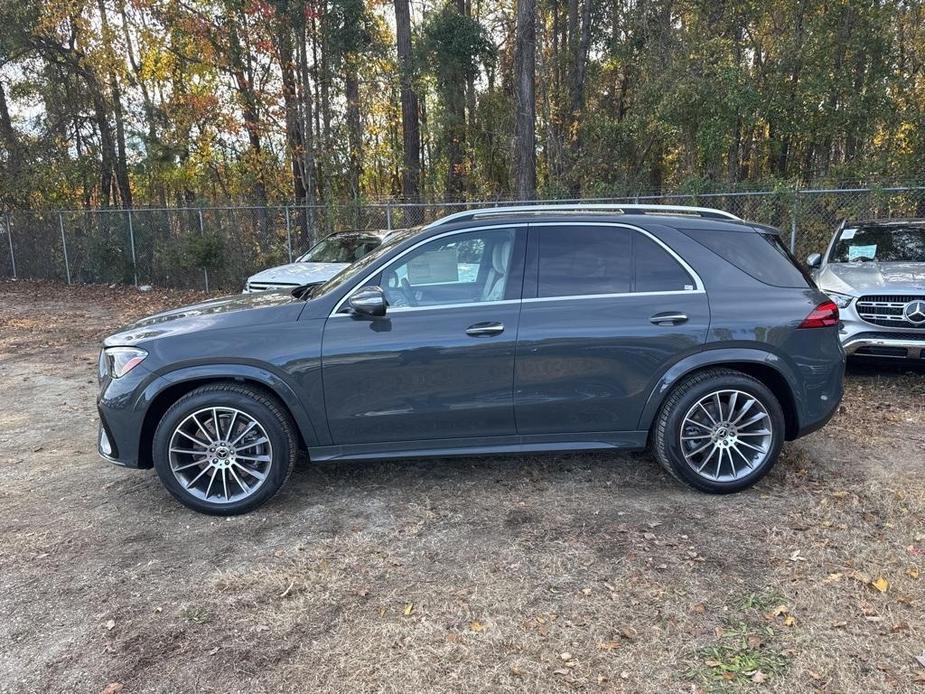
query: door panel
322 305 521 443
514 293 709 433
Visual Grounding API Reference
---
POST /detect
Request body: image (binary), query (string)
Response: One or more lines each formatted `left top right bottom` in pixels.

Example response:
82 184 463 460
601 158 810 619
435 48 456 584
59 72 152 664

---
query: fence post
126 208 138 286
385 202 392 230
790 188 799 253
5 212 15 279
197 208 209 291
285 205 293 262
58 212 71 284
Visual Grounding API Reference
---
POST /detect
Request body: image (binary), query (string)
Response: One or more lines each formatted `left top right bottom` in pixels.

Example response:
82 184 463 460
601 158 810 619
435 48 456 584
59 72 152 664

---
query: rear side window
687 229 811 288
634 233 694 292
537 226 632 297
535 225 695 297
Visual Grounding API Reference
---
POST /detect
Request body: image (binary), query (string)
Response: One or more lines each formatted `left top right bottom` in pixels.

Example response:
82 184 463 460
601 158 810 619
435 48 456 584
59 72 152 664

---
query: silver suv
808 219 925 359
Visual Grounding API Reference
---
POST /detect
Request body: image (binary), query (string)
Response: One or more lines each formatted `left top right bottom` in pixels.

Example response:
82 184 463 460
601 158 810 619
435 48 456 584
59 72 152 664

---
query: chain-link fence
2 186 924 292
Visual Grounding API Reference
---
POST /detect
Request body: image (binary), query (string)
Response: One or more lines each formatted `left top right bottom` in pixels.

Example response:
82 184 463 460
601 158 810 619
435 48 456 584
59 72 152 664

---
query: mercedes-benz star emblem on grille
903 300 925 325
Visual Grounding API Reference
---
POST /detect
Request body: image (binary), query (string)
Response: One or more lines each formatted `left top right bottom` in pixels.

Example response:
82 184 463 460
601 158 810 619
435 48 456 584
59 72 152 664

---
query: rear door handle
466 321 504 337
649 312 688 326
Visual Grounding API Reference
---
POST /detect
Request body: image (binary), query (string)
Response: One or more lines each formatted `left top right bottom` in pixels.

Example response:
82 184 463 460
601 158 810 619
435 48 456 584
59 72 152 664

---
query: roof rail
427 203 741 228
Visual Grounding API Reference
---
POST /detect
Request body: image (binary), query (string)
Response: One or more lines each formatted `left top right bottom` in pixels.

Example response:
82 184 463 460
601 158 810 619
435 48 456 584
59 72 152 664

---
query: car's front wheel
152 383 297 514
652 369 785 493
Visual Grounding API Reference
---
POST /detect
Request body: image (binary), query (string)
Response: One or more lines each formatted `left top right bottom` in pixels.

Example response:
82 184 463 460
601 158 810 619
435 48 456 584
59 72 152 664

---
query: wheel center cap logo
903 300 925 325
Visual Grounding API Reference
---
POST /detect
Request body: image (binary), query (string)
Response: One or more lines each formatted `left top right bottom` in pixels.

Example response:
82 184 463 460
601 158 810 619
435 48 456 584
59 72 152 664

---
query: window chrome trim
329 221 703 317
522 288 704 304
329 223 524 316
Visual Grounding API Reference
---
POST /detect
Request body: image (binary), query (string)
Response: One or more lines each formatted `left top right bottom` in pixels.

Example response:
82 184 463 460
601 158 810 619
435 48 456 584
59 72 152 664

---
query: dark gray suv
97 205 845 514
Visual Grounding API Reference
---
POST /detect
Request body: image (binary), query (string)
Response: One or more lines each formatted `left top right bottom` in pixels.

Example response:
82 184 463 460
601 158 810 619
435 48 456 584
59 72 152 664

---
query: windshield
829 224 925 263
309 227 422 298
298 234 382 263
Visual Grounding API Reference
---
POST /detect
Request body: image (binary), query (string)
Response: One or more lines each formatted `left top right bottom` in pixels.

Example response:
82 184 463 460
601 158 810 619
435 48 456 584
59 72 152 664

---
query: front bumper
97 364 165 469
837 302 925 359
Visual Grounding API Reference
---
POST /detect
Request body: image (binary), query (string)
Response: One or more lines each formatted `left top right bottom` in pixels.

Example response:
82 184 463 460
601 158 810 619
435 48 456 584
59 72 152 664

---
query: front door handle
650 312 688 326
466 321 504 337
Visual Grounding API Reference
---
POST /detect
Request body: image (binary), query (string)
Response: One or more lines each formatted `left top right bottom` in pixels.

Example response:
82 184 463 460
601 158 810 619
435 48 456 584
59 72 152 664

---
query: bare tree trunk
97 0 132 208
345 58 362 201
394 0 421 201
275 0 307 207
513 0 536 199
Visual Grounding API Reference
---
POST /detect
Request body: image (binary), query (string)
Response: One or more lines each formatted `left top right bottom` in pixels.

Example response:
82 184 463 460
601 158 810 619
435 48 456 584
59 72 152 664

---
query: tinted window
537 226 632 297
829 225 925 263
634 234 694 292
687 229 811 288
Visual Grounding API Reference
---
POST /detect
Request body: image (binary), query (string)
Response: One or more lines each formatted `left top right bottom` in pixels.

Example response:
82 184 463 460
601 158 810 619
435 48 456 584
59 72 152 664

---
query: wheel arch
135 365 317 469
638 349 800 441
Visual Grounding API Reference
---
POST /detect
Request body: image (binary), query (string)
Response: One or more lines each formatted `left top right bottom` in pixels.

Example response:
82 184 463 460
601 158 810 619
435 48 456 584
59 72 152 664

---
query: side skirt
308 431 649 462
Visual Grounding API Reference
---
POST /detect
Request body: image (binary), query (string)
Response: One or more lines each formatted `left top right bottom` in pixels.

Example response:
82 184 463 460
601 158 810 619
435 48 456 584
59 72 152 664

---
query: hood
816 261 925 295
103 289 302 347
248 261 350 286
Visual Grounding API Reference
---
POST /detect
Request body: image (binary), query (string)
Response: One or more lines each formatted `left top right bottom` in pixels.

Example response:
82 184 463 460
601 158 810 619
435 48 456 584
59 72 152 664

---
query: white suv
244 230 389 293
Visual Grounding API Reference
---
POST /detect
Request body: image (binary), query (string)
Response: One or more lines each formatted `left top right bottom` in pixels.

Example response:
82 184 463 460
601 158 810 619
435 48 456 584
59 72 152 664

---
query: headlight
822 291 853 309
104 347 148 378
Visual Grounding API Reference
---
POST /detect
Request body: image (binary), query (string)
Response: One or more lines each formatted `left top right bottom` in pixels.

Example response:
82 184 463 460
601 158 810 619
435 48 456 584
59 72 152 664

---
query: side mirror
805 253 823 269
347 286 387 317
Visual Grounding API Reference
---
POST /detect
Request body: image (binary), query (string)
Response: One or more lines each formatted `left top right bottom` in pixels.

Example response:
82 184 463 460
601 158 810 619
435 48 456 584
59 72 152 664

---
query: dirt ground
0 279 923 694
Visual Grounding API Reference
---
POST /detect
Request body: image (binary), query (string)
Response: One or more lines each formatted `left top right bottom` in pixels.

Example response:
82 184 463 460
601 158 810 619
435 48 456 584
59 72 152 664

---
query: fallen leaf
104 619 115 631
751 670 767 683
100 684 123 694
871 577 890 593
906 566 920 579
559 652 573 661
403 602 414 616
469 620 485 633
598 640 621 652
784 615 796 627
915 652 925 669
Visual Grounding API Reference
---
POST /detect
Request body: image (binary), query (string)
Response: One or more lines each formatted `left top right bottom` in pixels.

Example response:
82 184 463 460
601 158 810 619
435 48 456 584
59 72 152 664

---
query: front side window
829 225 925 264
381 229 517 308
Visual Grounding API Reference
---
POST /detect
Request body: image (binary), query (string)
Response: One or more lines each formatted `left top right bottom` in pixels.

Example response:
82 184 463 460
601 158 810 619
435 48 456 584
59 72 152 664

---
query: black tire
152 383 298 515
652 368 785 493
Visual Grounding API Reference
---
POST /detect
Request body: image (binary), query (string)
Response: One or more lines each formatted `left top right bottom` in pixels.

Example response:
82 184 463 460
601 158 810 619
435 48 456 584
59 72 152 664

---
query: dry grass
0 279 923 693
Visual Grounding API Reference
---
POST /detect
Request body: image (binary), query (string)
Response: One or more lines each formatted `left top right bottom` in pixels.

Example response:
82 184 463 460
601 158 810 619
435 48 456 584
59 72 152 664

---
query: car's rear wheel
652 369 785 493
152 383 297 514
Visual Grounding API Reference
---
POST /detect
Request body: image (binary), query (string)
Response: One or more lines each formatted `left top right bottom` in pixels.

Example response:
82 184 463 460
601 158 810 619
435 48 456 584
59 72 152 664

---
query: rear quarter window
684 228 812 288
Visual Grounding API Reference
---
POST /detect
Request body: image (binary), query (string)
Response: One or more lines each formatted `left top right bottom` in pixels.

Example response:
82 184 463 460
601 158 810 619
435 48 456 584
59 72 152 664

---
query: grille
856 295 925 329
246 281 300 292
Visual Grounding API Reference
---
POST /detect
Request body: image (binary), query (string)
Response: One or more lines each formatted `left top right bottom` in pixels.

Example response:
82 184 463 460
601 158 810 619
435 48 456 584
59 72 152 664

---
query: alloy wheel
679 389 773 482
168 407 273 504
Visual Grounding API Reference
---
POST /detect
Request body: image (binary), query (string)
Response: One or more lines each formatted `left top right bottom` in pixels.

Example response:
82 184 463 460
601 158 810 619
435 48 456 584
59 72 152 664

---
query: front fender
143 363 320 447
635 347 798 433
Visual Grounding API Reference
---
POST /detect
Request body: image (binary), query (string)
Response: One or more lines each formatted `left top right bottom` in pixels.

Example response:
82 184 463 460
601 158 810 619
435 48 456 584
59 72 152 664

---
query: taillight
799 300 839 329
